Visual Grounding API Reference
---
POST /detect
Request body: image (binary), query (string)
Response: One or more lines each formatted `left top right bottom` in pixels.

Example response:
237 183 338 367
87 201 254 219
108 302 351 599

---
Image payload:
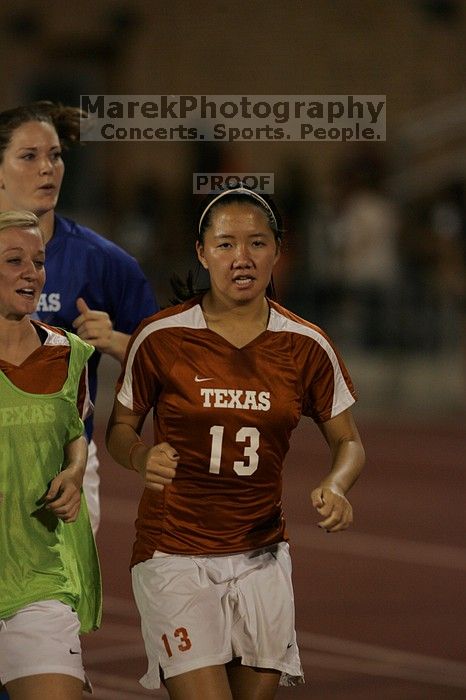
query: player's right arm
106 399 179 492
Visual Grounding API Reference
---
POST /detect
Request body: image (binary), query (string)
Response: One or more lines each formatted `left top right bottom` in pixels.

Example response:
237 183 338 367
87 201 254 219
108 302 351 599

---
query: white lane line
289 522 466 571
87 607 466 690
300 649 466 689
101 496 466 571
299 631 466 689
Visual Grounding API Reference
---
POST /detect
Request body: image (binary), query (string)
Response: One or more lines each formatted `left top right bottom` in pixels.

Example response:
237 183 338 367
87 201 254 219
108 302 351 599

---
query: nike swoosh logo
69 649 80 654
195 375 214 382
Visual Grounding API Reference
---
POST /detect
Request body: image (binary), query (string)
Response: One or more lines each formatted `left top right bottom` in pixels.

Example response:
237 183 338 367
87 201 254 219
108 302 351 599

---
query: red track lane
84 416 466 699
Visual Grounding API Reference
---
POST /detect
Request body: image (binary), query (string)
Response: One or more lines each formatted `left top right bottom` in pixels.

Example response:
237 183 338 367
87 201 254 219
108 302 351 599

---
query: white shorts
83 439 100 535
0 600 91 692
131 542 304 690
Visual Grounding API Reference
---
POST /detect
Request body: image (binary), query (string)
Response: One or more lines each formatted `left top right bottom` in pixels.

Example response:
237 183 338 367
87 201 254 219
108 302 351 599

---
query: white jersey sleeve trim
268 308 355 418
117 305 206 410
81 363 93 421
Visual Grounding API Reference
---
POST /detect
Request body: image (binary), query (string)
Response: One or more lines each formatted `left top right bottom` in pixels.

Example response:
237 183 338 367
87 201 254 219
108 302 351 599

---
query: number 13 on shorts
161 627 192 658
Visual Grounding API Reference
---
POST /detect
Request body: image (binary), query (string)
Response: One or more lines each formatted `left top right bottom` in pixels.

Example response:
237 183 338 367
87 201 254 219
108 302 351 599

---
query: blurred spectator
275 160 312 307
113 177 166 298
400 179 465 354
317 151 401 351
431 181 465 294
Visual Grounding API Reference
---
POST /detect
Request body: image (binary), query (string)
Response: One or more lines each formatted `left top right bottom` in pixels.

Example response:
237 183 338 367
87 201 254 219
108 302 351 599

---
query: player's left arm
311 408 365 532
44 435 88 522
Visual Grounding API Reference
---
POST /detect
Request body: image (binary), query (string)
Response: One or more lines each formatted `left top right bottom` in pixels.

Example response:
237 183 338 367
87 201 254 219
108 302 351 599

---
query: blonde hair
0 210 42 236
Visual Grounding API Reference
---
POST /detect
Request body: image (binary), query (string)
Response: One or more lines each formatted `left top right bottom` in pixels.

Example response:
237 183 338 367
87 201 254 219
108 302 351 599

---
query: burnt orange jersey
0 321 90 418
117 297 356 563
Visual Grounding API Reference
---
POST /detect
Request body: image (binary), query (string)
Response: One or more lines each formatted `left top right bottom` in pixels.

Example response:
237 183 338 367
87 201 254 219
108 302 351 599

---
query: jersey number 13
209 426 259 476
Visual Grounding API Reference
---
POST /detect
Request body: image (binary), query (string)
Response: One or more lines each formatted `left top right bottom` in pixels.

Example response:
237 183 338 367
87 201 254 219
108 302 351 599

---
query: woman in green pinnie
0 211 101 700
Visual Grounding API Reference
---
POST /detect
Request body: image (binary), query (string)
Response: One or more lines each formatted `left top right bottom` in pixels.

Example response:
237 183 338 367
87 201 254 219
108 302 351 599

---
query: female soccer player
0 211 101 700
106 186 365 699
0 101 158 533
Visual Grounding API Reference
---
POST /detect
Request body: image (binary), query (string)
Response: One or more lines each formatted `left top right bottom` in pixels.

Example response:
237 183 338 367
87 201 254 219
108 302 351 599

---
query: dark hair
197 188 283 245
0 101 85 163
171 185 284 303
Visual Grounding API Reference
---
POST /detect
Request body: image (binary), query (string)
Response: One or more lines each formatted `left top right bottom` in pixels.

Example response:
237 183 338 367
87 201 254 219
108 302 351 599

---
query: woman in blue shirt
0 101 158 535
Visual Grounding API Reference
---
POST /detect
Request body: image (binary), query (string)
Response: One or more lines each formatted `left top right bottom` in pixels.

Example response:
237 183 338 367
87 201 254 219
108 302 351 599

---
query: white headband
198 187 278 235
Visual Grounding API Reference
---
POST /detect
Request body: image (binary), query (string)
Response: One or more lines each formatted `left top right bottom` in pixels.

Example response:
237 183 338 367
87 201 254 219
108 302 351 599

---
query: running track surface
85 415 466 699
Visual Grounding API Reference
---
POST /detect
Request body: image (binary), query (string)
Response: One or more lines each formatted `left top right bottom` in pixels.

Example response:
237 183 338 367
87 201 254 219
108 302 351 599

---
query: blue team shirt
34 214 158 439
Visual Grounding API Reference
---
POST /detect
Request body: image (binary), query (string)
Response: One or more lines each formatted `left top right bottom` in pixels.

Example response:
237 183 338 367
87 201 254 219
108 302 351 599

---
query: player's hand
311 485 353 532
44 469 82 522
72 297 113 353
133 442 179 492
